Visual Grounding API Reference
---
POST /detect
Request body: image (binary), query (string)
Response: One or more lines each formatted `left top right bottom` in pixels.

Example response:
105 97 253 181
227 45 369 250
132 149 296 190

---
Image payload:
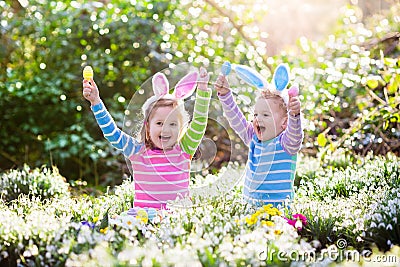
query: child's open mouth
159 135 171 142
256 125 266 137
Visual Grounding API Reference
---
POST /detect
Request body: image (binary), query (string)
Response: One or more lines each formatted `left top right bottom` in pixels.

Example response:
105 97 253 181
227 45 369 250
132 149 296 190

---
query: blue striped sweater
218 92 303 207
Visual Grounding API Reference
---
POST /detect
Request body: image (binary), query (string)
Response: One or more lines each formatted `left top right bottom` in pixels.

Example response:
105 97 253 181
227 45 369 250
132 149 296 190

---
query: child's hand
288 88 301 116
214 74 230 96
83 78 101 106
197 67 210 91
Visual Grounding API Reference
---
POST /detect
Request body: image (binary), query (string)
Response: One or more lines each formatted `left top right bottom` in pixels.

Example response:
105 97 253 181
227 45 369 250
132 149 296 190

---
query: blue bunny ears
272 64 290 91
225 62 291 104
234 63 290 91
234 64 268 89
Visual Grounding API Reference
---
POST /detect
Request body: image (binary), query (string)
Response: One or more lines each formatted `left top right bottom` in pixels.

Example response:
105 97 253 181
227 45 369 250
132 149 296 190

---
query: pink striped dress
91 89 211 209
130 146 191 208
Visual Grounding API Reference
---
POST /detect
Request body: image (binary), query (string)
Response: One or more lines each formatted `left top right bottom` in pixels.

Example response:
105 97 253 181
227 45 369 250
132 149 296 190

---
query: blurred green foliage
0 0 254 185
0 1 399 186
284 5 400 158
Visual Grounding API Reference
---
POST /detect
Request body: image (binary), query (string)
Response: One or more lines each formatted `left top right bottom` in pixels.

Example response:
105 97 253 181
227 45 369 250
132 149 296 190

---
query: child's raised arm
214 74 230 96
180 67 212 156
83 79 142 158
83 78 101 106
215 76 254 146
281 87 303 155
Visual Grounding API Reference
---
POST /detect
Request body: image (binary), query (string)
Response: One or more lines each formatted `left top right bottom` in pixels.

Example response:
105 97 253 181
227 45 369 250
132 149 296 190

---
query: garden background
0 0 399 266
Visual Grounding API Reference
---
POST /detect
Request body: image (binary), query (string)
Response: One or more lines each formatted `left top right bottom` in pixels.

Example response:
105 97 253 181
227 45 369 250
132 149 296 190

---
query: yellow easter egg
83 66 93 80
136 208 148 224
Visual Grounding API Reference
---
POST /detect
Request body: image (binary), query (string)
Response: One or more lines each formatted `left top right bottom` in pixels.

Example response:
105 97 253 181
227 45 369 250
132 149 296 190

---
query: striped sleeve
180 89 212 156
218 91 254 146
91 101 143 158
280 113 303 155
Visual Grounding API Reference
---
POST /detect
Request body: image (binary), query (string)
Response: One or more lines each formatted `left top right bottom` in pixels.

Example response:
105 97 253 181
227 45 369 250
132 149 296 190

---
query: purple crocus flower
80 221 95 229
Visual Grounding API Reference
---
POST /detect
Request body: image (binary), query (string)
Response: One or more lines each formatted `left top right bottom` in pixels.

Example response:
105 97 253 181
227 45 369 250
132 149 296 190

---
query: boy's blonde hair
258 90 288 118
139 98 190 148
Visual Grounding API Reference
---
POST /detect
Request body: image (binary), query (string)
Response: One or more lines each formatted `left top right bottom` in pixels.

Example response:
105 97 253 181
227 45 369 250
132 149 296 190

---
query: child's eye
156 121 163 126
263 114 269 117
254 114 258 117
170 122 177 127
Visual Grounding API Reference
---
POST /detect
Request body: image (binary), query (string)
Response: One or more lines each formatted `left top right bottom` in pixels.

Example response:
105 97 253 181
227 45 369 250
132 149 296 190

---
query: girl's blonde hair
139 98 190 148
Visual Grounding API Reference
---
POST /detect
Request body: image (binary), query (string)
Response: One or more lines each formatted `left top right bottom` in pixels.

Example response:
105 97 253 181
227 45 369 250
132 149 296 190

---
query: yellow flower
100 227 108 234
262 221 275 227
264 206 282 217
254 211 262 218
245 217 252 225
92 216 99 223
262 204 273 211
245 216 257 226
274 229 282 235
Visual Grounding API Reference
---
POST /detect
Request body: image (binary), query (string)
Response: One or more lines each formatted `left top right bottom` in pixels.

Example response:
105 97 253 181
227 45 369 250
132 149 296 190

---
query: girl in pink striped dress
83 67 211 209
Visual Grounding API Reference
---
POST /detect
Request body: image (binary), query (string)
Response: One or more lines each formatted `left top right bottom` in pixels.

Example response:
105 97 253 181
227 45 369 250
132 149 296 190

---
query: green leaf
366 79 379 89
383 73 392 83
383 121 389 130
384 57 396 67
387 74 400 94
390 113 400 123
99 208 110 229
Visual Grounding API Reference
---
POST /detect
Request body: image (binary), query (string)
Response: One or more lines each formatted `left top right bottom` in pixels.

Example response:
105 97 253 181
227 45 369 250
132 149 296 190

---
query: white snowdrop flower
195 225 204 236
202 215 211 224
386 224 393 230
1 251 9 259
30 245 39 256
310 240 321 249
191 215 200 224
224 222 232 233
219 239 234 253
374 213 383 221
211 234 220 245
295 220 303 229
144 230 152 239
214 225 223 234
23 250 32 258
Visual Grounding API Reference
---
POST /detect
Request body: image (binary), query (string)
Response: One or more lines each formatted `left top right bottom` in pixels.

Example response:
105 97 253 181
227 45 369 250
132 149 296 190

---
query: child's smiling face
252 97 287 141
148 106 181 150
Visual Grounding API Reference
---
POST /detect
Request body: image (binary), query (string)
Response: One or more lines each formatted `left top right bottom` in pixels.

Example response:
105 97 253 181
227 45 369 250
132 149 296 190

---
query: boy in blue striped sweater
215 74 303 208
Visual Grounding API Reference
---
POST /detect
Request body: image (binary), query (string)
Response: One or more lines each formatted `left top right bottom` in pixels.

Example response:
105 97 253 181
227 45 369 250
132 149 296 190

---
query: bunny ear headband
142 71 199 115
230 62 298 105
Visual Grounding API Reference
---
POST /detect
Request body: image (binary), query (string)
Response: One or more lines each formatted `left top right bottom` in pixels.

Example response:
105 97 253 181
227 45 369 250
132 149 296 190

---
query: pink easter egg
288 86 299 97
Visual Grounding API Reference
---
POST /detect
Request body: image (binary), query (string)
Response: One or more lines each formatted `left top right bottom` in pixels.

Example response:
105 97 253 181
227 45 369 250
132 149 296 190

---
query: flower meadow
1 154 400 266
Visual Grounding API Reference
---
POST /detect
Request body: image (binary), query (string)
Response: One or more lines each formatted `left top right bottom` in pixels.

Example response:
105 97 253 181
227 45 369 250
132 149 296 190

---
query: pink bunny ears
151 71 198 100
141 70 199 116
